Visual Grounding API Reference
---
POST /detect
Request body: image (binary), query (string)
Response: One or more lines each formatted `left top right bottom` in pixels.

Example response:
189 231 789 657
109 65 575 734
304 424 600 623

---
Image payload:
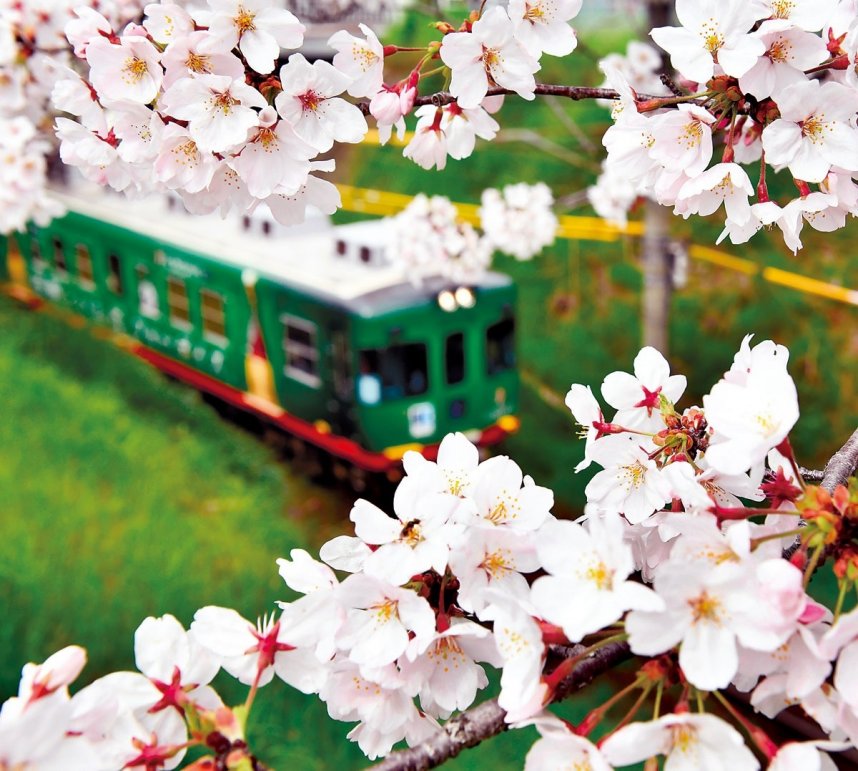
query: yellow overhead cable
335 184 858 308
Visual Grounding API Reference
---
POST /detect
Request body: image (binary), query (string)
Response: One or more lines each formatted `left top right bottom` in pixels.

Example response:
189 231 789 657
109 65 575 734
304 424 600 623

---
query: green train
1 186 519 475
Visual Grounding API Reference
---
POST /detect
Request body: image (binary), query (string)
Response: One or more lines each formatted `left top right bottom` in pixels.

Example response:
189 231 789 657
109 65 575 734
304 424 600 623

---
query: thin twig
370 642 631 771
799 467 825 483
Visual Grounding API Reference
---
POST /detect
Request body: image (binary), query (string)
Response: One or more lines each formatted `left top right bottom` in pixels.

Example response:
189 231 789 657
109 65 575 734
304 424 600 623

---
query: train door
245 318 278 404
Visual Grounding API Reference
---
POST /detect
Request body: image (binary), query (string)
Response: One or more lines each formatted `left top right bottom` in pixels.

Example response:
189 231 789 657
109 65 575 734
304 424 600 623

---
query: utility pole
641 0 673 355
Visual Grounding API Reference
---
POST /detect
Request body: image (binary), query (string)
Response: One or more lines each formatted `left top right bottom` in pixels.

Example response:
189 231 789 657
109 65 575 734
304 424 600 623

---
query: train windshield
357 343 429 405
486 318 515 375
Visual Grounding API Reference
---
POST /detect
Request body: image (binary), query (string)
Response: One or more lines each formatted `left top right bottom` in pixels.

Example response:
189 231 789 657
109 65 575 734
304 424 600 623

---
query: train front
349 272 520 468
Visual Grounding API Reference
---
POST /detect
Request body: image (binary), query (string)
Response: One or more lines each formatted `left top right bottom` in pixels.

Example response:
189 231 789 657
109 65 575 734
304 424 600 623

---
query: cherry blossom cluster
596 0 858 252
50 0 583 226
0 0 141 233
479 182 558 260
391 186 557 284
10 337 858 769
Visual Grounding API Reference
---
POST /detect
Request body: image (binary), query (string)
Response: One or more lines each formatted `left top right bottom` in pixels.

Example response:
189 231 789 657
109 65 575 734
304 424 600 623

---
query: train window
357 343 428 404
201 289 227 343
167 276 191 328
359 246 372 264
75 244 95 288
336 240 347 256
486 318 515 375
445 333 466 385
282 315 320 387
136 266 160 319
52 237 67 275
107 253 124 296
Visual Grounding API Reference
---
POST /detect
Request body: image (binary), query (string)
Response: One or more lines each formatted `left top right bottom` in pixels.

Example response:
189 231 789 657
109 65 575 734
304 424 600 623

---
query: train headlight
455 287 476 308
437 289 457 312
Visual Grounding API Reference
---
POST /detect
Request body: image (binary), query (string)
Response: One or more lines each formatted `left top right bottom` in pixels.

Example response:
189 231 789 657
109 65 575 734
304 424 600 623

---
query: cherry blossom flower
449 527 540 613
704 338 799 474
762 79 858 183
347 493 462 585
585 435 671 524
601 712 760 770
442 102 500 161
398 618 500 718
230 106 315 199
479 182 557 260
403 106 449 170
86 37 163 104
328 23 385 99
649 104 716 177
440 6 540 109
160 73 266 154
753 0 839 31
154 124 219 193
335 574 436 666
275 54 368 153
143 3 193 46
738 26 828 100
465 454 554 532
160 30 245 89
676 162 754 226
601 346 687 430
191 606 327 692
524 716 612 771
650 0 766 83
192 0 304 75
531 514 663 641
507 0 582 57
627 557 802 690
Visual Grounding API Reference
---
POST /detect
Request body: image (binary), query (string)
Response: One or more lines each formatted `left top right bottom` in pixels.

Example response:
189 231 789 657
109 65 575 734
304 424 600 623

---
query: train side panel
20 211 253 390
254 276 347 430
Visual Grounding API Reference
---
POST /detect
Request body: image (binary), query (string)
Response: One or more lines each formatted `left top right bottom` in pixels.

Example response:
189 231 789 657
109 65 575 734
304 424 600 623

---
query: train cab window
200 289 227 343
445 333 466 385
52 237 67 275
136 266 160 319
167 276 191 328
357 343 428 405
75 244 95 288
486 318 515 375
107 253 124 296
282 316 320 387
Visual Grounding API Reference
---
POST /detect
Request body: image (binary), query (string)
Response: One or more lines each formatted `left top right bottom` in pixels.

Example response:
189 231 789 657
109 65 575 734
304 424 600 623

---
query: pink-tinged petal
789 141 830 184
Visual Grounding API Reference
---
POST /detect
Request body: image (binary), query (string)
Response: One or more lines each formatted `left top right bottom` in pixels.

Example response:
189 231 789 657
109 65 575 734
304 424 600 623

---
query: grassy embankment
339 13 858 510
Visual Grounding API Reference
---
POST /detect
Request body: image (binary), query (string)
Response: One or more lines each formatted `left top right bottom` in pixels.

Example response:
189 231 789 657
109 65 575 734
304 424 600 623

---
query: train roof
49 185 512 317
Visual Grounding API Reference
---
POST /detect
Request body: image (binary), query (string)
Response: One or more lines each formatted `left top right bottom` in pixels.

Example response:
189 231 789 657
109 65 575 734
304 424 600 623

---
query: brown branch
370 641 631 771
356 84 679 115
820 427 858 493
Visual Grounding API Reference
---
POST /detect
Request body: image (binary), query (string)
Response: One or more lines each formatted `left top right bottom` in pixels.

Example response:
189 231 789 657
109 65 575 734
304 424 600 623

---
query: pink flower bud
370 87 404 126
